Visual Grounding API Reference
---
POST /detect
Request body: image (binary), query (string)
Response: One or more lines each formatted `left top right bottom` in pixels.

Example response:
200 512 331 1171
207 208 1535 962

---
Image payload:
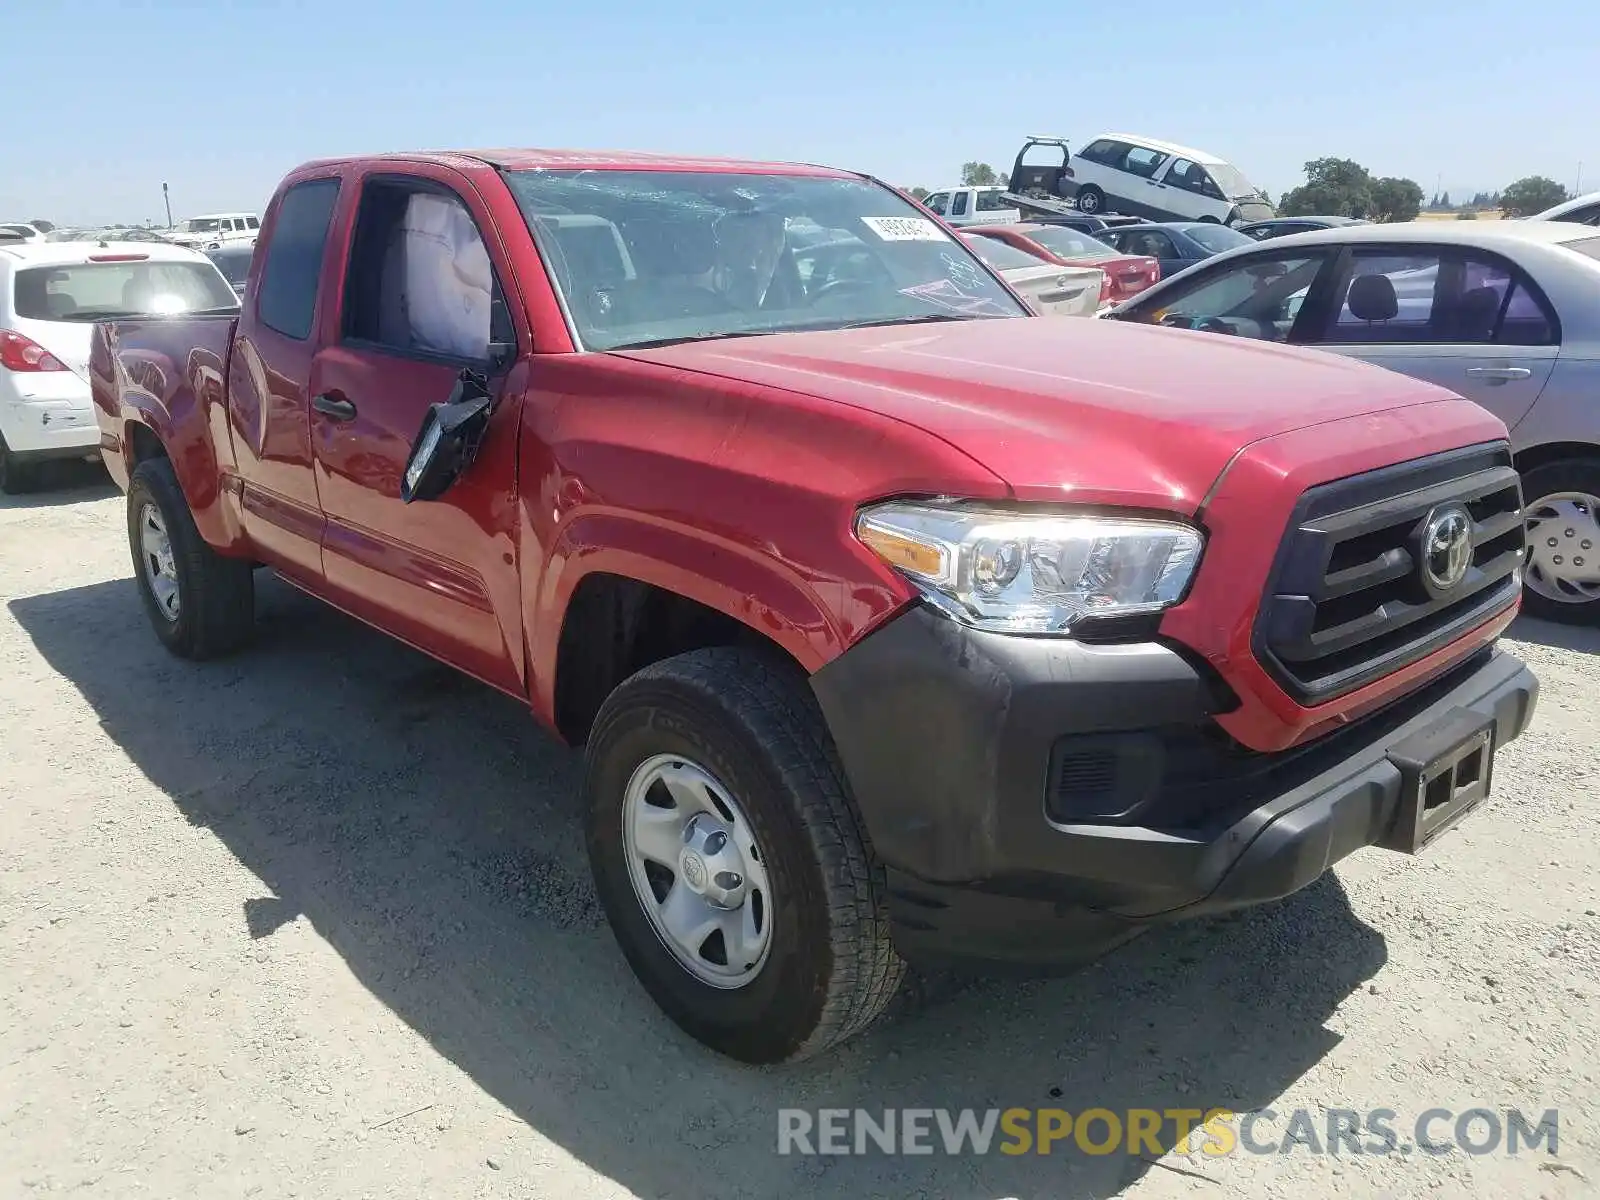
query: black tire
1075 185 1105 215
585 647 904 1063
0 433 40 495
1520 458 1600 625
127 457 256 658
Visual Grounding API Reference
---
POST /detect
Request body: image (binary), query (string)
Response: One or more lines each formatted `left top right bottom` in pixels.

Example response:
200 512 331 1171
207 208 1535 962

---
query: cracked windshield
505 170 1025 349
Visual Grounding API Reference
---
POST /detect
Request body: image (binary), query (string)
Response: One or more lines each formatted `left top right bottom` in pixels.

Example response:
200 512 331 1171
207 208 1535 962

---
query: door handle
1464 366 1532 384
312 392 358 420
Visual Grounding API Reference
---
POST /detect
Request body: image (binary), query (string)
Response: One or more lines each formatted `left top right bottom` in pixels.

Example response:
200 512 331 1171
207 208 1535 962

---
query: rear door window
1458 255 1557 345
975 189 1012 212
1122 146 1169 179
949 190 969 217
256 178 341 340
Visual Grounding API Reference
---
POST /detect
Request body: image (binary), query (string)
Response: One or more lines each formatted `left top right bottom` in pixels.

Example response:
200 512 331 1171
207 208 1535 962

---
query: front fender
526 508 910 727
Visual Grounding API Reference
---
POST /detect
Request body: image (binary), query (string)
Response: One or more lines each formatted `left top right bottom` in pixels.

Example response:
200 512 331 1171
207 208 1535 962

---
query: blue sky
2 0 1594 226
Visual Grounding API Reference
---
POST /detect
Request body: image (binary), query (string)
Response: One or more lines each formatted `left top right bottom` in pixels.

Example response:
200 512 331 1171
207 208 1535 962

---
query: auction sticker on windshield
861 216 949 242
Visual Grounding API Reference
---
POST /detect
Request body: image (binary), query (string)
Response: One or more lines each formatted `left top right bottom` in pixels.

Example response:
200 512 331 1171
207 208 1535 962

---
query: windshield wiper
609 330 784 351
839 312 998 330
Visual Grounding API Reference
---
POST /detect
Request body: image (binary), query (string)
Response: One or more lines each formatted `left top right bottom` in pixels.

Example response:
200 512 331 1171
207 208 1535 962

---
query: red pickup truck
91 148 1538 1064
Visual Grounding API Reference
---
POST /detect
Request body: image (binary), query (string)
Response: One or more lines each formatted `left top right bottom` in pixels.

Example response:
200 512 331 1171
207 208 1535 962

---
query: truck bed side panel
90 315 249 554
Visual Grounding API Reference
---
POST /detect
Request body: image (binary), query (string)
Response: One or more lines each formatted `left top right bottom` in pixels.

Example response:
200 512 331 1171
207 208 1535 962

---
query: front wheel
1521 459 1600 624
1075 185 1105 215
585 647 904 1063
127 457 256 657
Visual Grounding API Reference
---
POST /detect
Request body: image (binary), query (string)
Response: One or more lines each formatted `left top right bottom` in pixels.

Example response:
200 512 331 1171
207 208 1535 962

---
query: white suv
168 212 261 250
0 240 238 493
1066 134 1275 226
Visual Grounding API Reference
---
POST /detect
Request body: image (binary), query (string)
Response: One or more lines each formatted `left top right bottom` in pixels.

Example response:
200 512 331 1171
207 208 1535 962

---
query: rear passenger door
306 165 530 694
229 174 343 583
1302 246 1558 430
947 189 972 225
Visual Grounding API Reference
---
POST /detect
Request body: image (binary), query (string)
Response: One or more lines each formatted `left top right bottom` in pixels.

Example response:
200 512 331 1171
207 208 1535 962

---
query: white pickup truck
918 186 1023 227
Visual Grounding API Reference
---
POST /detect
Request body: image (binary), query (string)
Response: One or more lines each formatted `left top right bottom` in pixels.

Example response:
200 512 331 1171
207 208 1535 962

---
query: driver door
307 166 530 695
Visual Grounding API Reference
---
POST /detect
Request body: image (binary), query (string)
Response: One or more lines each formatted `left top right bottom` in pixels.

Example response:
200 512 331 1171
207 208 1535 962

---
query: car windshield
181 218 222 233
1204 162 1264 201
12 261 238 321
205 247 253 285
1185 223 1255 253
503 169 1026 350
1023 226 1116 260
960 234 1042 271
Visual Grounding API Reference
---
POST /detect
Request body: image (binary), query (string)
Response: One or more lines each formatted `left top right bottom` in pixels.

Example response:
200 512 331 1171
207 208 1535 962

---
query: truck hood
612 317 1460 512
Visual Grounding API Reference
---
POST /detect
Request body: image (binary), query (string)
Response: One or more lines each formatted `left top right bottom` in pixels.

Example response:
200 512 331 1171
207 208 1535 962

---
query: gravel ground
2 466 1597 1199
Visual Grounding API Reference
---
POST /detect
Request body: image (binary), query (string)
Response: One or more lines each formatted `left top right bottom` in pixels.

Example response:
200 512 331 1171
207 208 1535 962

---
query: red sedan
964 222 1162 303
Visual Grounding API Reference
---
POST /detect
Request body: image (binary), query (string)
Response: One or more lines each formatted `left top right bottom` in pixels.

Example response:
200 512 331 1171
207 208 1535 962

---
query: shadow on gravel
12 576 1387 1200
0 461 116 509
1509 615 1600 656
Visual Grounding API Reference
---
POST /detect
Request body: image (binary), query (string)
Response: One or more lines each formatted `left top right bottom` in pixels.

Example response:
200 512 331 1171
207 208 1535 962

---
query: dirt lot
2 466 1597 1200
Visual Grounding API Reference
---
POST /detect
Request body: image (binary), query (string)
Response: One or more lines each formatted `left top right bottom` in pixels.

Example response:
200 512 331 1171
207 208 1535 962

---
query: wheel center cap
680 850 708 892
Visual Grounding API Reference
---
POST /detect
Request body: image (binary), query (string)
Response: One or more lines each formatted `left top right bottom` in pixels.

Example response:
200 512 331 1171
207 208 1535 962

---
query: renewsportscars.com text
776 1107 1560 1158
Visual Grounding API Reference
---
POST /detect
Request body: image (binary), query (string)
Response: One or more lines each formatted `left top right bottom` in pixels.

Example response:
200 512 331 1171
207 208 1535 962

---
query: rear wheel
585 647 904 1063
1520 458 1600 624
127 457 256 657
0 433 40 495
1075 185 1105 215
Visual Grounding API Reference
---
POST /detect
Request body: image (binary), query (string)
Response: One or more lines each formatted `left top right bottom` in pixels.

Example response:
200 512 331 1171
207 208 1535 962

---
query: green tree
1440 191 1452 209
1499 176 1569 217
1371 176 1424 222
1278 157 1375 218
907 186 930 200
960 161 1000 186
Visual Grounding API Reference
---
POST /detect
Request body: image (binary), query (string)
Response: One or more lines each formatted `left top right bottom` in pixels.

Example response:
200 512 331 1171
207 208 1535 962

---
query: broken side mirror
400 368 495 503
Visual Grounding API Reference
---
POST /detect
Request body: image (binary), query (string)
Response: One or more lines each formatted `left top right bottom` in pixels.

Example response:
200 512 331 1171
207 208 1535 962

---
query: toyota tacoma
90 148 1539 1064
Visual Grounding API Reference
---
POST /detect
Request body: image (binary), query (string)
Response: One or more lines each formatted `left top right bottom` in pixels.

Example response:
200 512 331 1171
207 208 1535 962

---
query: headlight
856 501 1203 634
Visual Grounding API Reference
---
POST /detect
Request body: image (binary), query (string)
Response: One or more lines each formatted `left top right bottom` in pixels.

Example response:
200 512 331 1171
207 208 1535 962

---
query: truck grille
1253 442 1525 704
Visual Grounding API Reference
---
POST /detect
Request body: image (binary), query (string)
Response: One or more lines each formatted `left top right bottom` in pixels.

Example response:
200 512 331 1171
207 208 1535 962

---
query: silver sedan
1104 219 1600 624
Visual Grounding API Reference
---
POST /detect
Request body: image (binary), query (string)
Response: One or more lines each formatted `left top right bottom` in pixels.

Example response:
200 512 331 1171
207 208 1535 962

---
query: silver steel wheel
1525 491 1600 605
622 754 773 989
137 502 181 621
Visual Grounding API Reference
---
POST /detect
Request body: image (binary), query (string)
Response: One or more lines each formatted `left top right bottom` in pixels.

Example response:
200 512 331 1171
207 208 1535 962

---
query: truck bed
89 312 239 493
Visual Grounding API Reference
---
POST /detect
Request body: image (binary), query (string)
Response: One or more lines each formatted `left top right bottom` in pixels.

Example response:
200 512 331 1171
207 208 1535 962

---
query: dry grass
1415 209 1506 221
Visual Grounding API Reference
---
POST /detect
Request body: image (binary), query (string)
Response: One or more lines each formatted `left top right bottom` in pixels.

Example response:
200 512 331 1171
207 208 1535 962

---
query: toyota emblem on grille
1420 505 1473 594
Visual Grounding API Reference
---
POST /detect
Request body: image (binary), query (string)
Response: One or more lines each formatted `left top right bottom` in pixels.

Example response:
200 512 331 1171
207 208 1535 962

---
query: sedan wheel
1525 490 1600 609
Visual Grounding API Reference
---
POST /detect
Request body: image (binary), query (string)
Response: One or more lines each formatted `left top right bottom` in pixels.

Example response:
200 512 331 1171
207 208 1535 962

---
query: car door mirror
400 368 495 503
